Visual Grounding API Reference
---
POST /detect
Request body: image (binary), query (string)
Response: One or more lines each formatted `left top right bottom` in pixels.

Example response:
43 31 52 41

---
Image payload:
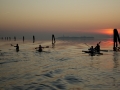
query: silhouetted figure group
1 37 11 41
89 43 100 56
1 34 56 53
1 30 120 55
113 29 120 51
1 29 120 54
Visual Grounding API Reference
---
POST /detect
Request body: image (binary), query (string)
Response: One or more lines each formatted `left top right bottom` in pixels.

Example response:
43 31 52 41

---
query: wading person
23 36 24 43
52 34 55 44
33 35 35 43
113 29 120 51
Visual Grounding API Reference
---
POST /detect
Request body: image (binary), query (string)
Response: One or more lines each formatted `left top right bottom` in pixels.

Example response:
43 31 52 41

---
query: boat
82 50 103 56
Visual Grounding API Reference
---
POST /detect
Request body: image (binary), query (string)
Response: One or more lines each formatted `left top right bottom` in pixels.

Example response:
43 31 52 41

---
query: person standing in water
1 37 3 40
23 36 24 43
113 29 120 51
52 34 55 44
14 44 19 52
33 35 35 43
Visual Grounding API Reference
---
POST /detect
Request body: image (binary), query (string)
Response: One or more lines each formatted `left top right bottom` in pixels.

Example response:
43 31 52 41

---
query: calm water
0 38 120 90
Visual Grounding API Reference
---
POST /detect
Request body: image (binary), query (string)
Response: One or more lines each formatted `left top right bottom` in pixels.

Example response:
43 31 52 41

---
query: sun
104 29 113 35
98 29 113 35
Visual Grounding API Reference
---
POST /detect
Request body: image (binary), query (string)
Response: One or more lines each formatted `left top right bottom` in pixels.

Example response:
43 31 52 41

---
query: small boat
82 50 103 56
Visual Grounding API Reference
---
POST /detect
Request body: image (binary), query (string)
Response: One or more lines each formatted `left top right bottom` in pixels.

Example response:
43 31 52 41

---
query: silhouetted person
52 34 55 44
35 45 49 52
113 29 120 51
33 35 35 43
38 45 43 52
14 44 19 52
89 46 94 52
23 36 24 42
14 36 16 41
35 45 43 52
95 44 100 53
89 46 95 56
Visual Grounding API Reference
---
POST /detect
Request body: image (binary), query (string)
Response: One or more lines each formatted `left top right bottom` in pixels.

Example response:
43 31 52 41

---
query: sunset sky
0 0 120 39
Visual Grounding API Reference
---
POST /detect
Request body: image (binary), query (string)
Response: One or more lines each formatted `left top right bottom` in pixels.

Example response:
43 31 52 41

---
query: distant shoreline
57 36 94 39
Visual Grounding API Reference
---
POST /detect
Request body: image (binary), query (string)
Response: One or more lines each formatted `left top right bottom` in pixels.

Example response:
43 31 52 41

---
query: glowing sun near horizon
104 29 113 35
98 29 116 35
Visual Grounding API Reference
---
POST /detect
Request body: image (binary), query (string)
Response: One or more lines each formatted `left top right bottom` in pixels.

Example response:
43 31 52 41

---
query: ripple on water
52 79 66 89
11 86 23 90
8 83 56 90
54 69 62 74
59 58 68 61
42 69 62 78
65 75 83 84
0 77 7 82
43 71 53 78
27 84 56 90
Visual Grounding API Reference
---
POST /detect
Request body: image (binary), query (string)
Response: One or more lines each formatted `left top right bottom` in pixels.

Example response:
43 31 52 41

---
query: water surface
0 38 120 90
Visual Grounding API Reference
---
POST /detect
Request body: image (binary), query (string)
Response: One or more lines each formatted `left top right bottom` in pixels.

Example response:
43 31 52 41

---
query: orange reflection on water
100 38 113 48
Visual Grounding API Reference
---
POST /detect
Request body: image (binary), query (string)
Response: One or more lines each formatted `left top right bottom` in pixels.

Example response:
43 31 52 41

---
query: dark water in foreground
0 38 120 90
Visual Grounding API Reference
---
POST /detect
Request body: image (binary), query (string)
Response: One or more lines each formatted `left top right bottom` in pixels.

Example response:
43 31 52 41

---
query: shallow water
0 38 120 90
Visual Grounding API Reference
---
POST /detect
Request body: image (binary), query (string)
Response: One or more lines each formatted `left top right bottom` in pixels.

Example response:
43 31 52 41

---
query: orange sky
0 0 120 37
95 29 120 35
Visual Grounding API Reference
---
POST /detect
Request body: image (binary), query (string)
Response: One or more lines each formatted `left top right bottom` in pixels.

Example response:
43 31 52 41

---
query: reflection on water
113 52 119 69
0 38 120 90
52 43 55 48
